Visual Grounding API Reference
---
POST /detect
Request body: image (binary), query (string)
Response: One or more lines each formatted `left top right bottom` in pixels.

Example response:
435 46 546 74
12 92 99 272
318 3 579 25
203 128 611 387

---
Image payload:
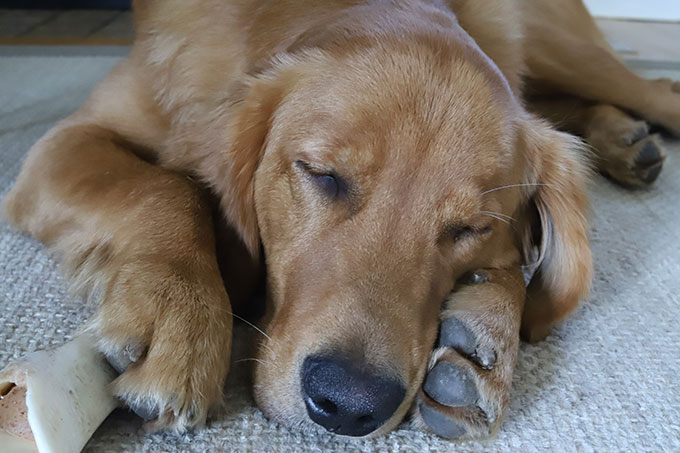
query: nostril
312 397 338 415
357 414 373 424
301 355 405 436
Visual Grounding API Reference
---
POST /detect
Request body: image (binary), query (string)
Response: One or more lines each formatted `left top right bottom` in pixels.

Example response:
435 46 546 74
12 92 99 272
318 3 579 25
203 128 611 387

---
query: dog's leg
2 61 232 432
529 96 665 187
413 267 525 440
521 0 680 136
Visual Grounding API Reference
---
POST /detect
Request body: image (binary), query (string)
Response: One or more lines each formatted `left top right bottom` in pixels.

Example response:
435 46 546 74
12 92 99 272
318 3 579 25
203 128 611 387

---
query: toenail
424 362 479 407
439 318 476 356
124 343 144 362
475 348 497 371
104 343 145 375
419 402 467 439
459 271 489 285
105 351 132 375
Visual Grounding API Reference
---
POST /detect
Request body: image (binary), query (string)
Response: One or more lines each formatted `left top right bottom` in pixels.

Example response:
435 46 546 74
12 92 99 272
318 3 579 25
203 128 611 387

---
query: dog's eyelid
442 223 493 242
295 159 334 176
295 160 349 199
479 225 493 235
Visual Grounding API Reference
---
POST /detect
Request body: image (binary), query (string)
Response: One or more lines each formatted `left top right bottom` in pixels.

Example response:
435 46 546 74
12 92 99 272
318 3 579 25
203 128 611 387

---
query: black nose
301 355 406 436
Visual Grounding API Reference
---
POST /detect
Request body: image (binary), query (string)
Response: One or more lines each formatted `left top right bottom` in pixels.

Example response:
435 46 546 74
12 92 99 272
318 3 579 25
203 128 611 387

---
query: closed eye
443 223 493 243
296 160 349 199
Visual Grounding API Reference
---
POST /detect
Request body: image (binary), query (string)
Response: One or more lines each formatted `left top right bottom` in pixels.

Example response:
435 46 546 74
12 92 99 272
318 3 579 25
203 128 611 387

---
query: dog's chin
253 396 413 439
251 360 307 429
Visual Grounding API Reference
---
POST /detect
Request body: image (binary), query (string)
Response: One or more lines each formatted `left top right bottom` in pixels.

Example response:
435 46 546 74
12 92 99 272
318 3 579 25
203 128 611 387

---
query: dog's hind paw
598 126 665 188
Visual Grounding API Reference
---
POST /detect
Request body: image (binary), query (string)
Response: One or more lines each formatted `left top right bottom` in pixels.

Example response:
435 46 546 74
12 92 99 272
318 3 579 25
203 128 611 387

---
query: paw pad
126 400 159 421
634 141 664 184
418 402 467 439
424 362 478 407
439 318 496 370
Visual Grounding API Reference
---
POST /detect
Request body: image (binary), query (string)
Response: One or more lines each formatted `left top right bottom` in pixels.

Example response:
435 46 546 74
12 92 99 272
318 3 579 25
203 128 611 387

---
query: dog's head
218 23 591 437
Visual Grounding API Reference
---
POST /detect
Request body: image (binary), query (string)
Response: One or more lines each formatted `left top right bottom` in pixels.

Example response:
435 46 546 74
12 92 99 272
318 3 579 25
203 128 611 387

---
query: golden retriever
3 0 678 440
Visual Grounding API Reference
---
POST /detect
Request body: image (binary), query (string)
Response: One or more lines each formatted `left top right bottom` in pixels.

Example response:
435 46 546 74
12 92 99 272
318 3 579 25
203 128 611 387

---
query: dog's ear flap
518 119 593 342
211 73 292 259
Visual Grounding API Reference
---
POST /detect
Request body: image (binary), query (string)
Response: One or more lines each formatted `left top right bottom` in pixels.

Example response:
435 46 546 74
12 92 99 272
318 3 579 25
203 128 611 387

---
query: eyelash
296 160 347 199
445 224 493 242
296 160 492 242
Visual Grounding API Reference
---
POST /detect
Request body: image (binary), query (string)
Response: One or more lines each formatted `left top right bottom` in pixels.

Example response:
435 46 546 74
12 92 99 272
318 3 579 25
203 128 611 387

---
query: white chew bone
0 334 117 453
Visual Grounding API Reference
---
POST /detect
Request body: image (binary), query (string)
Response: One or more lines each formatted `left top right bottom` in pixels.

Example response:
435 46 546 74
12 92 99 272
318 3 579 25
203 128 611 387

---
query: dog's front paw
416 318 501 440
87 263 233 432
413 270 522 440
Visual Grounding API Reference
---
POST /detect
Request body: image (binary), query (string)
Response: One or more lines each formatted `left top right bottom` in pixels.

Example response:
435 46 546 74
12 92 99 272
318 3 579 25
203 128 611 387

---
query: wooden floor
599 18 680 64
0 9 133 45
0 9 679 64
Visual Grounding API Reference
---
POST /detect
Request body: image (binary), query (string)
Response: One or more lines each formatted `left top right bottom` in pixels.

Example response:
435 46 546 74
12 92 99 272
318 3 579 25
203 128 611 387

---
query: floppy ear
206 71 293 259
518 119 593 342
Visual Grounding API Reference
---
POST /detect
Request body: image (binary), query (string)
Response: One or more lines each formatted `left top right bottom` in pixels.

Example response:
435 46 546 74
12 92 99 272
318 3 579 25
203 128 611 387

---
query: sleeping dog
4 0 677 440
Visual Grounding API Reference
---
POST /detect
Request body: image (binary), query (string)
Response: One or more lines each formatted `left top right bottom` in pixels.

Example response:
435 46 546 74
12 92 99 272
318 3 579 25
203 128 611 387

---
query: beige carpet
1 49 679 452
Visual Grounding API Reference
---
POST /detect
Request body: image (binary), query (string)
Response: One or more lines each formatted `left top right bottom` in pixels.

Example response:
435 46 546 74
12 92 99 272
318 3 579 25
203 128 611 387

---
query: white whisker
480 212 510 225
257 341 276 357
223 310 276 356
229 311 273 343
234 358 269 366
479 210 515 222
481 183 551 196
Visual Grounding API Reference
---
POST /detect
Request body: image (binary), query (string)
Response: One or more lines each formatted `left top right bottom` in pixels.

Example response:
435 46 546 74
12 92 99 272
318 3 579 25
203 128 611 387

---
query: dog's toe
104 341 146 374
418 402 467 439
635 140 662 166
102 342 161 421
416 353 493 441
633 141 664 184
100 339 163 421
439 318 496 370
622 122 649 146
423 362 479 407
126 399 159 421
439 318 476 357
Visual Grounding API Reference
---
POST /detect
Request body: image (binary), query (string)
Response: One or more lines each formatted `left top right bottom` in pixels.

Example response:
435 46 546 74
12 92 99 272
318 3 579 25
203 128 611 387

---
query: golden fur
3 0 678 439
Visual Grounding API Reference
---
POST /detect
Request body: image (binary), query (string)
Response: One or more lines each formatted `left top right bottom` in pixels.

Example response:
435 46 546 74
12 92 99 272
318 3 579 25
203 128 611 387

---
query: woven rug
1 48 679 452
